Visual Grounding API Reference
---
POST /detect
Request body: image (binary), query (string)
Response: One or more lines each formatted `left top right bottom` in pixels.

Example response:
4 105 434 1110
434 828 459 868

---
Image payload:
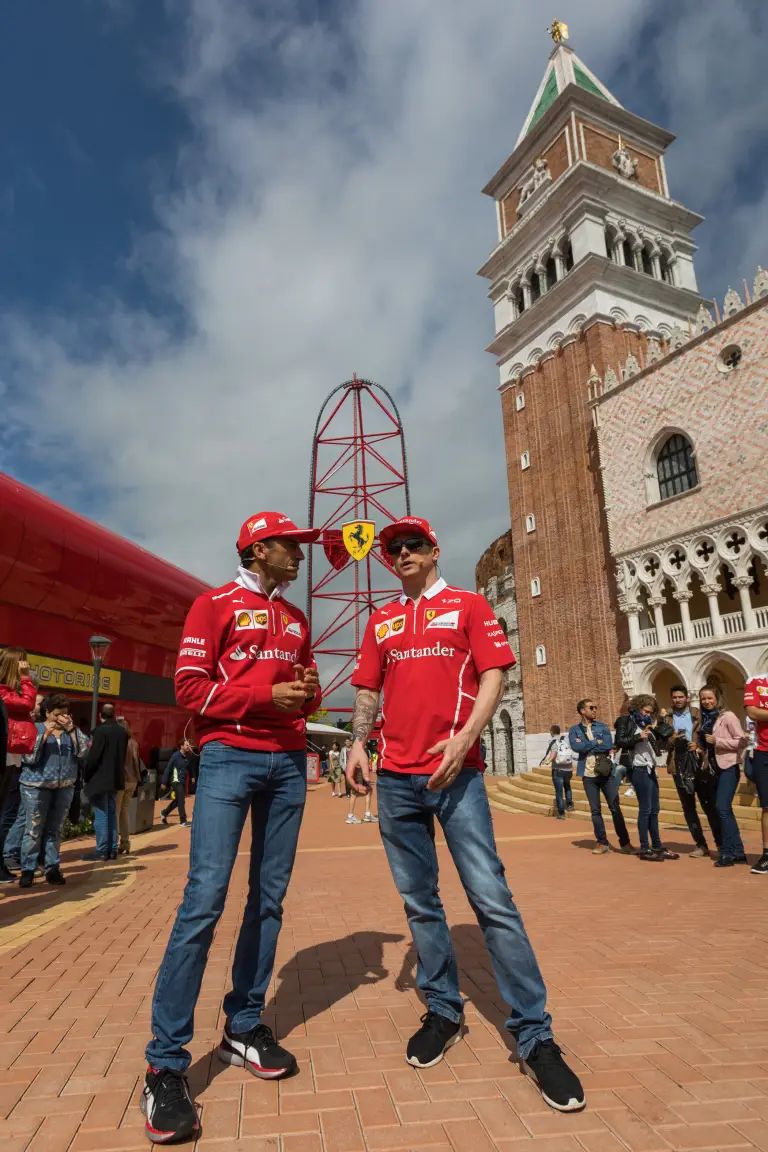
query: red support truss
307 376 410 710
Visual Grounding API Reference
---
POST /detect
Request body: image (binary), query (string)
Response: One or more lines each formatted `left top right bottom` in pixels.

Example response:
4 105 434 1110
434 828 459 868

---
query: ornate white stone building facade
476 533 528 776
591 272 768 715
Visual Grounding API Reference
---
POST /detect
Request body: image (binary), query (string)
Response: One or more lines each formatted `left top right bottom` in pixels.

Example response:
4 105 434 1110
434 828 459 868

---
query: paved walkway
1 780 768 1152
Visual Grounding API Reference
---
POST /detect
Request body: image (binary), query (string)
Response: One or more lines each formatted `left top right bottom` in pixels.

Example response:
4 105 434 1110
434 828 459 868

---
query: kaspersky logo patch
234 609 269 630
425 610 460 630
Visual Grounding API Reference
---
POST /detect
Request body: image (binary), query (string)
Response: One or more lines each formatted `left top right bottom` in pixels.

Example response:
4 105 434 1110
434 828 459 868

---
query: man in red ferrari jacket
142 512 321 1145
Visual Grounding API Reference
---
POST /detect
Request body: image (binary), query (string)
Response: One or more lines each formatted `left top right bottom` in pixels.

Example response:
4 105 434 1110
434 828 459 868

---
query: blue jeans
20 785 75 873
633 767 661 852
715 766 745 858
3 793 25 866
551 770 572 816
376 768 552 1062
146 743 306 1072
91 791 118 857
582 773 631 847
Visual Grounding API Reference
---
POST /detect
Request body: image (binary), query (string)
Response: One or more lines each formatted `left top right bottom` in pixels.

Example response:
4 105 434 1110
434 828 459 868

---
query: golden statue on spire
549 19 569 43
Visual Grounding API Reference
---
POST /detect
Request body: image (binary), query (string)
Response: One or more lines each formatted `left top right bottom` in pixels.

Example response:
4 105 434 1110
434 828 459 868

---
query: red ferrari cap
236 512 321 554
378 516 438 550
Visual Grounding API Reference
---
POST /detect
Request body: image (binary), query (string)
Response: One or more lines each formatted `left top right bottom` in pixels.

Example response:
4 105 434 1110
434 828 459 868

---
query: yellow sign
25 651 121 697
342 520 376 562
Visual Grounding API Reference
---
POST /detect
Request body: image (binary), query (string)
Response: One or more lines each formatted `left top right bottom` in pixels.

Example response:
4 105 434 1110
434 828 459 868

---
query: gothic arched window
659 251 674 284
622 239 633 268
641 246 653 276
564 240 574 271
545 257 557 290
657 433 698 501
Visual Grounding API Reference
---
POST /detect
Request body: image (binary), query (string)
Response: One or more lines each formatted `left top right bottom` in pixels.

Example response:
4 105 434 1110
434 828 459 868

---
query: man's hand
272 681 308 713
704 734 716 745
345 741 371 795
296 664 320 702
426 732 471 792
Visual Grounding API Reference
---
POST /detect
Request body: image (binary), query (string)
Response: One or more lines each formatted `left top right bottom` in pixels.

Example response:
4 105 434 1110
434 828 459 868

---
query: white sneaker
362 813 378 822
346 815 361 824
623 787 635 799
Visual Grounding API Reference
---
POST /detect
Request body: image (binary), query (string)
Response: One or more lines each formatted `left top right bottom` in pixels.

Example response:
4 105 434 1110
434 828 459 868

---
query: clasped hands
272 665 319 713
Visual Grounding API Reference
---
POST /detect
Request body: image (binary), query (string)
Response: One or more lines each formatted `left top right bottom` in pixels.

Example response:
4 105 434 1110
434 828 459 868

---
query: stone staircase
486 764 763 833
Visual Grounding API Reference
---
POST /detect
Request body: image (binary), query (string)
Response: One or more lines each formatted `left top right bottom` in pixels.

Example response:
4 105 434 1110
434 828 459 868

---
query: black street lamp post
88 635 112 733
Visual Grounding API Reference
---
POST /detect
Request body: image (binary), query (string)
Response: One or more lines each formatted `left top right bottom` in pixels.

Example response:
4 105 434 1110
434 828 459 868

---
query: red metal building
0 473 208 759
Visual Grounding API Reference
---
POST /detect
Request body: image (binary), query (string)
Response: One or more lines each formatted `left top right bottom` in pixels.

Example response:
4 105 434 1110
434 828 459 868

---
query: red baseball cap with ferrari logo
378 516 438 550
236 512 321 554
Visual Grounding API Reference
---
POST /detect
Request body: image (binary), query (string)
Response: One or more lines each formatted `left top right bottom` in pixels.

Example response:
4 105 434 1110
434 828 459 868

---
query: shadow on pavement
0 860 142 932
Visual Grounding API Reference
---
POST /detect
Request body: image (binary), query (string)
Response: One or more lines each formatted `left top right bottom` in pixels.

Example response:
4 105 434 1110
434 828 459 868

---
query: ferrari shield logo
342 520 375 562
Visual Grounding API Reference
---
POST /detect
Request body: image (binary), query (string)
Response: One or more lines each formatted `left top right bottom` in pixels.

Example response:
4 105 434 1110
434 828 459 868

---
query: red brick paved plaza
1 783 768 1152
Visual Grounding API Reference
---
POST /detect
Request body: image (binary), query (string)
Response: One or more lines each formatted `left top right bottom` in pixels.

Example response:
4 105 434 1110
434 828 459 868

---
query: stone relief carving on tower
621 352 641 381
646 337 663 364
612 137 638 180
603 366 620 391
695 303 715 335
667 325 689 351
517 156 552 215
723 287 744 318
754 267 768 299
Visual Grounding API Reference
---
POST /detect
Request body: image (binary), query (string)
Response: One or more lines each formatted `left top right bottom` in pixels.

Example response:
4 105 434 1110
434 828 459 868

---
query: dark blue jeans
147 743 306 1072
551 770 572 816
91 791 118 857
632 767 661 852
581 773 630 847
376 768 552 1062
715 766 745 859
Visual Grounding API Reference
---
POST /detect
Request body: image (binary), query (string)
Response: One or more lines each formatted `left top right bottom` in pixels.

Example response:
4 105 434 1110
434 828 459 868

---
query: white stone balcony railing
638 608 767 651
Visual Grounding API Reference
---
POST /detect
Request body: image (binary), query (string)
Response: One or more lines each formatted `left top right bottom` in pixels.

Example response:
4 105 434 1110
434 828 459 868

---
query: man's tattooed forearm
352 689 379 743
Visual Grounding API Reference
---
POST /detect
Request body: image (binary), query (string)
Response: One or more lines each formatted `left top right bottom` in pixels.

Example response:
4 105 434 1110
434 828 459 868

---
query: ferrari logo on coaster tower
307 374 411 710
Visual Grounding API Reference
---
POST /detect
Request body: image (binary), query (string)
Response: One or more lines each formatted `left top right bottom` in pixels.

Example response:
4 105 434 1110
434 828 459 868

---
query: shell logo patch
425 610 460 630
234 609 269 630
376 622 391 643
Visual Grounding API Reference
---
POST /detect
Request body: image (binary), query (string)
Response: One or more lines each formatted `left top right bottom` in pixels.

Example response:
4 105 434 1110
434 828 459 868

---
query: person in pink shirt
698 687 749 869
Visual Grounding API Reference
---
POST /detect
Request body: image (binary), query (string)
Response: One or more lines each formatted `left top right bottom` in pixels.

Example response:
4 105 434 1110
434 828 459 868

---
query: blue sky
0 0 766 585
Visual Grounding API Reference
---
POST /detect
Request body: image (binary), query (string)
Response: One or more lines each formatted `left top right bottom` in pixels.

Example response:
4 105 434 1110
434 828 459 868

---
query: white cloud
1 0 765 696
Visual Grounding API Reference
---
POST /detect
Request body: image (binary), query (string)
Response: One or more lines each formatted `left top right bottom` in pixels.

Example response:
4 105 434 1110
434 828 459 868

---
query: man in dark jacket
160 740 196 827
664 684 721 858
83 703 129 861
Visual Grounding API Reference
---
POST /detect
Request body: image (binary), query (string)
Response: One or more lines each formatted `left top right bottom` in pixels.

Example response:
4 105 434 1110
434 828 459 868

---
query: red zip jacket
0 677 37 755
175 569 321 752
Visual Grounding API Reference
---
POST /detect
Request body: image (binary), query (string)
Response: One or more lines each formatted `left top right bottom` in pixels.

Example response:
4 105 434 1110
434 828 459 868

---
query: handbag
7 719 37 755
594 753 614 778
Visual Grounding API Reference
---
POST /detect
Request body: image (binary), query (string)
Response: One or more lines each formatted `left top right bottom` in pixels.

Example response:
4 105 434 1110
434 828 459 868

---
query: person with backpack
541 725 573 820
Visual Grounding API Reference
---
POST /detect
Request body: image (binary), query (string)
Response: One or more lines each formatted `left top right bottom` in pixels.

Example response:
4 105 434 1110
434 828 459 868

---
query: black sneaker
406 1011 463 1068
638 850 663 862
733 854 748 865
19 870 34 888
522 1039 585 1112
140 1066 199 1143
45 868 66 886
659 848 679 860
714 855 735 868
751 852 768 875
0 863 16 884
218 1023 297 1079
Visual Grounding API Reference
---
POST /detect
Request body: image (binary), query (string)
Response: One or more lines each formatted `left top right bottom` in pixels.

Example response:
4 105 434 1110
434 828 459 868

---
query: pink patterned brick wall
596 300 768 557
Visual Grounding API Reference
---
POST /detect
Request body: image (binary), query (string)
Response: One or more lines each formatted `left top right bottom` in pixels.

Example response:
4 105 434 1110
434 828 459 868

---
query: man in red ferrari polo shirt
744 673 768 875
142 512 321 1144
346 517 584 1113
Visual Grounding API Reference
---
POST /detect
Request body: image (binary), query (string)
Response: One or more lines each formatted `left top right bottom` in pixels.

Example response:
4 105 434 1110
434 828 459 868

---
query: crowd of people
0 645 190 887
326 737 379 823
539 683 767 872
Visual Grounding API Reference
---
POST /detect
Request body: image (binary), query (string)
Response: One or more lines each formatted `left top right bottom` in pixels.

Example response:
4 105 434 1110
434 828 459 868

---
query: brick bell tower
478 28 705 759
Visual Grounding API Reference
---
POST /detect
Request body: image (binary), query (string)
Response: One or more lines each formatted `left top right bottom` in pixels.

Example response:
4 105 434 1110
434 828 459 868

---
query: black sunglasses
385 536 432 556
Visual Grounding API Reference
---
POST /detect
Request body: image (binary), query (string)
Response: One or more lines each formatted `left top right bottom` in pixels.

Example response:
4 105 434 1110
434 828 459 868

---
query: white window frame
521 451 530 470
535 645 547 665
531 577 541 597
525 513 536 533
515 391 525 411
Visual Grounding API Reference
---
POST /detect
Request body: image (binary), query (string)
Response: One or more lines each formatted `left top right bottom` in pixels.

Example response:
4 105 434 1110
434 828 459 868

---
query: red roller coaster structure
307 375 410 710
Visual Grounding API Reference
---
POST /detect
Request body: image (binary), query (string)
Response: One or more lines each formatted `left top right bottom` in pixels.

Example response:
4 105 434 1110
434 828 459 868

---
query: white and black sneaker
140 1066 199 1143
218 1023 297 1079
406 1011 463 1068
751 851 768 875
522 1040 585 1112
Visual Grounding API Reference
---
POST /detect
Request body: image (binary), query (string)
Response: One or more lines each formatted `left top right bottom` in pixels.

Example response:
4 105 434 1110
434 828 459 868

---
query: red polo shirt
744 676 768 752
351 578 515 773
